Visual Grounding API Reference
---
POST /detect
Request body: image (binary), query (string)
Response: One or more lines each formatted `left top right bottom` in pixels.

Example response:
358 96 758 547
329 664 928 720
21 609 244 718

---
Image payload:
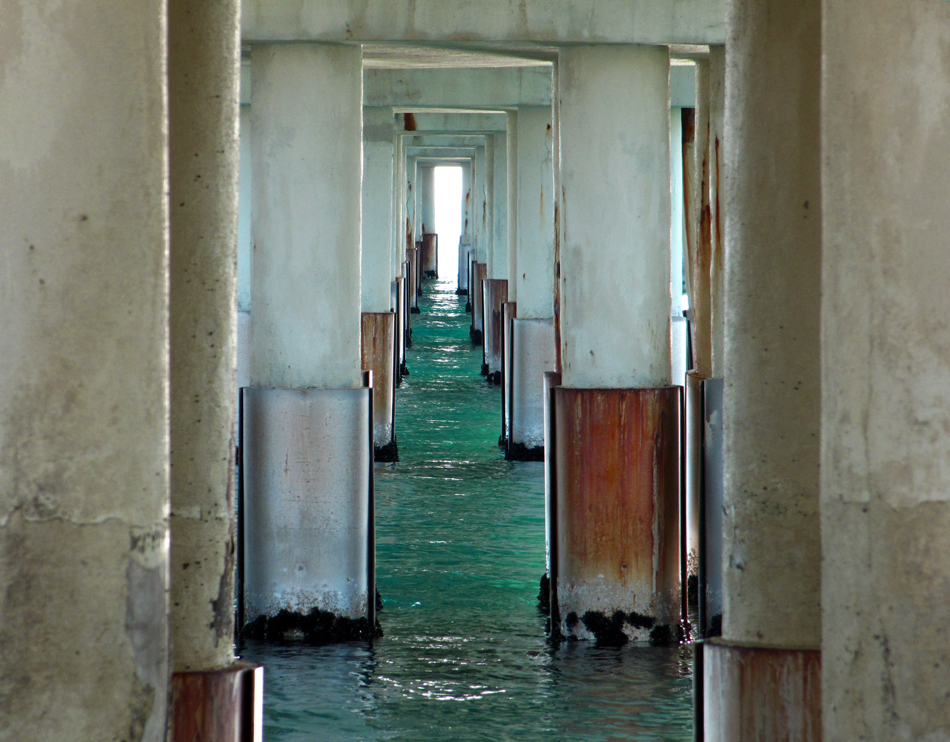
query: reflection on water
240 278 693 741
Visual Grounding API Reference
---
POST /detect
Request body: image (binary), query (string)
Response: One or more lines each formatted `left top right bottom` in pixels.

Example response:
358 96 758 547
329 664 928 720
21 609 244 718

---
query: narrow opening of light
434 166 462 283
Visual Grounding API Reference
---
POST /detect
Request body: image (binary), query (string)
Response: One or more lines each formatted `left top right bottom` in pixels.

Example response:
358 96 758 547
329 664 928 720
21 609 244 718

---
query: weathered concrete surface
708 46 725 378
0 2 169 738
516 106 555 320
249 44 362 389
722 0 820 651
558 45 671 389
242 0 725 45
490 133 509 280
365 67 552 110
397 112 507 135
822 2 950 739
506 110 519 304
362 107 395 314
168 0 241 676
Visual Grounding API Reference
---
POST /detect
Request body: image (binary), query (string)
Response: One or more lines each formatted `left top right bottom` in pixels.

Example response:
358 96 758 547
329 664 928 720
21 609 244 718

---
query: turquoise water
240 278 694 741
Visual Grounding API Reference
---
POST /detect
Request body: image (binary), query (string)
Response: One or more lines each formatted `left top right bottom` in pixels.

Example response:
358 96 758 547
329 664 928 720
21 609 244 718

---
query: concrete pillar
703 0 822 737
362 107 395 315
167 1 264 736
491 133 508 281
245 44 375 640
237 101 253 392
0 2 169 739
515 106 555 321
552 45 678 644
507 106 557 460
689 58 713 378
362 312 397 461
708 47 726 378
476 143 490 266
506 111 519 304
822 2 950 739
419 163 436 236
461 159 473 248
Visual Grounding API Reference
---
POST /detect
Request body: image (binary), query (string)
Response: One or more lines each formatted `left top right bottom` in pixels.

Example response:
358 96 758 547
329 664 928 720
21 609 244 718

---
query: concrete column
406 155 417 251
507 107 556 460
559 46 671 391
483 139 495 273
506 111 519 303
393 130 406 273
491 133 509 280
362 107 395 315
553 45 678 644
475 143 489 264
703 0 822 737
0 2 169 739
689 58 713 378
516 106 555 321
419 164 436 236
250 45 362 390
237 102 253 391
822 2 950 739
246 44 374 640
168 3 264 736
708 47 726 378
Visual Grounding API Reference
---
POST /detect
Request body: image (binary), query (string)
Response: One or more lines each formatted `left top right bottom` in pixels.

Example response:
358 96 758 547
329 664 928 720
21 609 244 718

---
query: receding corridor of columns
7 1 950 738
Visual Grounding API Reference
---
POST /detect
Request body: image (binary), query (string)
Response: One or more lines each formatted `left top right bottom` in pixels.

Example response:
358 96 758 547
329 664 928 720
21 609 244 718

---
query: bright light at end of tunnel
434 166 462 282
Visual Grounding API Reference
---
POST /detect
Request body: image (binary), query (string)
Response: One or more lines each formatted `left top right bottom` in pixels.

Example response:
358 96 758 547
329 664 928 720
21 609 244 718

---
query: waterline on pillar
238 277 693 740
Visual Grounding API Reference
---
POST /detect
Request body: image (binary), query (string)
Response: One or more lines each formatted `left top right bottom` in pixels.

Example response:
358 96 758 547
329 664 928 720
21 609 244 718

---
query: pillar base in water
242 388 375 642
506 440 544 462
170 662 263 742
361 312 396 454
702 640 821 741
552 387 681 645
481 279 508 376
510 318 556 454
374 438 399 463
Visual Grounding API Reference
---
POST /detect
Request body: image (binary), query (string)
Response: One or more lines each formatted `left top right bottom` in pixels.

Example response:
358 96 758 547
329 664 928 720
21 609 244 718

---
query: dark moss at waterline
411 306 421 314
537 573 550 614
455 287 468 296
486 371 501 385
470 328 483 345
375 438 399 463
506 441 544 462
582 610 629 646
481 362 490 376
242 607 383 644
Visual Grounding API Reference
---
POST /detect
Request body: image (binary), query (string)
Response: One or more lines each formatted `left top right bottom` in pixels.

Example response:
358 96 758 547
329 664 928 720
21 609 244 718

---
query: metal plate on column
554 387 681 644
243 388 371 626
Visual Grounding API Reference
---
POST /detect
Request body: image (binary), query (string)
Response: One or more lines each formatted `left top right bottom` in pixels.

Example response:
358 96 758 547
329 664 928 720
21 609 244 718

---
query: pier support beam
552 45 677 642
703 0 822 736
822 2 950 738
245 44 375 640
508 105 556 458
168 0 264 735
0 3 169 737
362 312 397 461
362 107 395 315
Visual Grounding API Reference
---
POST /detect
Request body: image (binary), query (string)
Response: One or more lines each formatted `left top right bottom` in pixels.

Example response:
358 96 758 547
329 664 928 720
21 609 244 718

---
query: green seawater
240 278 694 741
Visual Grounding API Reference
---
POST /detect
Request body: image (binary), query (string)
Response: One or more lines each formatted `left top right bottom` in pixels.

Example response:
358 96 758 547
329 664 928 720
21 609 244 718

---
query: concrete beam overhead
242 0 725 45
365 67 552 109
